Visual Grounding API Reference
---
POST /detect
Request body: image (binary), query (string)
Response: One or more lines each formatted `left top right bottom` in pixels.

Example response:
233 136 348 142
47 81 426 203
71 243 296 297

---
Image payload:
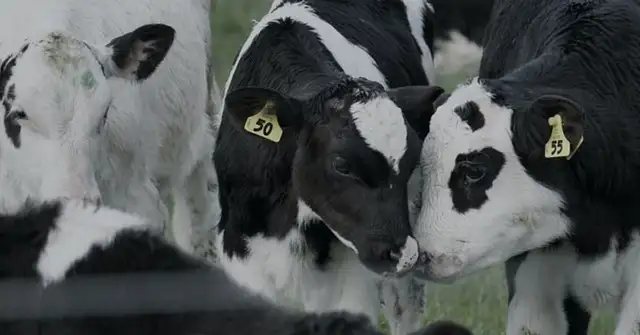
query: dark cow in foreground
0 199 471 335
412 0 640 334
212 0 445 334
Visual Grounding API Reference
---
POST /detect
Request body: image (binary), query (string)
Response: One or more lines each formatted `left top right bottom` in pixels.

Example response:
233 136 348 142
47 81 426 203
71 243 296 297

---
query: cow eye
332 156 351 176
463 164 486 184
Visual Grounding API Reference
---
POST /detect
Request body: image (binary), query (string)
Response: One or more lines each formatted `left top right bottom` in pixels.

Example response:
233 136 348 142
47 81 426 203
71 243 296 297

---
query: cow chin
414 223 544 283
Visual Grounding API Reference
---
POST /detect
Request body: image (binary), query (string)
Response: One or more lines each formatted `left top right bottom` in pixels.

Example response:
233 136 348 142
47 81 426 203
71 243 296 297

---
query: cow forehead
349 96 408 174
425 81 514 167
9 38 102 97
17 33 97 76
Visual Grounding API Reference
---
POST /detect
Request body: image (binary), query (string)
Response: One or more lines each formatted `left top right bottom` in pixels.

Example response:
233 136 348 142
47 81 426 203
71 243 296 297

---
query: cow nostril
388 249 402 262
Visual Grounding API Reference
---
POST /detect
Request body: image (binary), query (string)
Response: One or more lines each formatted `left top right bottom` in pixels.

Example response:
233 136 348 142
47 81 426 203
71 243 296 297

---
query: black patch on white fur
448 147 505 213
0 48 27 148
107 24 175 81
454 101 484 131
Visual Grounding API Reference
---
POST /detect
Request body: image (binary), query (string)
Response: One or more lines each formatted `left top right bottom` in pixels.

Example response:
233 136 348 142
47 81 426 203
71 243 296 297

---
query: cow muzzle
358 236 421 277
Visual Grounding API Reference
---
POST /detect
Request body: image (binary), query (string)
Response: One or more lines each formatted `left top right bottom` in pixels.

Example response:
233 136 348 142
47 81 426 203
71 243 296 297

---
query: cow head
414 78 583 281
0 24 175 210
225 77 444 276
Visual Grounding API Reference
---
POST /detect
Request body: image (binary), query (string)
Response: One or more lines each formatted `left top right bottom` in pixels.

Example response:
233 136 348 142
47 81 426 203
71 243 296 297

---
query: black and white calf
213 0 444 334
0 199 472 335
413 0 640 334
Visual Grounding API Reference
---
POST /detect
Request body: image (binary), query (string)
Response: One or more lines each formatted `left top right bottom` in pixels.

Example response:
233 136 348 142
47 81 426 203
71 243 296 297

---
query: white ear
98 24 175 81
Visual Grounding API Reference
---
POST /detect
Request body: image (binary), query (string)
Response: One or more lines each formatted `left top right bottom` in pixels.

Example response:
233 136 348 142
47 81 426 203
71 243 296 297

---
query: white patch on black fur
36 200 147 285
350 96 408 174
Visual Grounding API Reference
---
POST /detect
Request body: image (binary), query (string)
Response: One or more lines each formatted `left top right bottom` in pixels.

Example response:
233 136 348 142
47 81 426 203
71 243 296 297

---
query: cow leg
613 272 640 335
166 154 218 258
506 248 577 335
168 185 195 254
301 251 381 327
186 155 220 264
379 275 426 335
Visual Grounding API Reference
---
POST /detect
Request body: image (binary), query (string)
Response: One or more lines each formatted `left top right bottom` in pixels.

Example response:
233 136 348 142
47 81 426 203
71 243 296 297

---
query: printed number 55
550 140 563 155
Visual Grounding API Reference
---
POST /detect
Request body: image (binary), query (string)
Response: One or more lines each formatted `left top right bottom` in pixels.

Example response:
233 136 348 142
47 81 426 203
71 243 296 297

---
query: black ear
103 24 175 81
387 85 446 140
224 87 304 139
528 94 585 155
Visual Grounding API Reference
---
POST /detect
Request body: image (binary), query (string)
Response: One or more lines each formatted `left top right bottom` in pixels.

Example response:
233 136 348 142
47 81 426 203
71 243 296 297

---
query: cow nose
388 236 420 274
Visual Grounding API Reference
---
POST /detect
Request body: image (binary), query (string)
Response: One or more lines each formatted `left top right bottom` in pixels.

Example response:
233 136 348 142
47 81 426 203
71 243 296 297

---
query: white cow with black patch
0 0 217 253
212 0 446 334
0 199 472 335
412 0 640 334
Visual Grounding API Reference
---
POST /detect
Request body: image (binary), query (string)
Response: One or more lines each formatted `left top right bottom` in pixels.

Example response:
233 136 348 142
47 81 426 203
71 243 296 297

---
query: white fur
37 200 148 285
433 30 483 81
401 0 436 82
0 0 216 252
351 97 408 174
217 229 383 323
396 236 419 273
415 79 570 280
214 1 434 334
508 238 640 335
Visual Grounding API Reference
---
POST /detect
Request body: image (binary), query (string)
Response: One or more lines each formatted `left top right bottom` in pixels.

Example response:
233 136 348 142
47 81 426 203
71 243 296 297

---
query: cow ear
100 24 175 81
225 87 305 141
526 94 585 158
387 85 446 140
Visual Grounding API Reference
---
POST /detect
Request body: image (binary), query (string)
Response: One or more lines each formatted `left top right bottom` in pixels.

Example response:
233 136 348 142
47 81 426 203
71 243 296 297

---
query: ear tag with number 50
544 114 571 158
244 101 283 143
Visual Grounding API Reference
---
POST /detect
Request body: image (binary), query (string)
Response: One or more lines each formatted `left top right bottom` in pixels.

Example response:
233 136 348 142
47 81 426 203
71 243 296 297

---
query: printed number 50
550 139 563 155
253 118 274 136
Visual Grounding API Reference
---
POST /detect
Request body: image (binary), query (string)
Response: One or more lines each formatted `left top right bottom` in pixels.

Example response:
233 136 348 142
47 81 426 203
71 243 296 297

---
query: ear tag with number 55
244 101 283 143
544 114 571 158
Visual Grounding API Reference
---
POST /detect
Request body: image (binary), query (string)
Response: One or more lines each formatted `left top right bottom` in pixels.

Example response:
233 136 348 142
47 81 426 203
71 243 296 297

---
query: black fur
0 200 475 335
215 0 444 275
453 101 484 131
476 0 640 333
448 147 505 213
410 320 473 335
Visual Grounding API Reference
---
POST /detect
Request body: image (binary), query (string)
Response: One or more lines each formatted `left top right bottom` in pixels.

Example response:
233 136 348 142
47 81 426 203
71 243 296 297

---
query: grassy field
210 1 615 333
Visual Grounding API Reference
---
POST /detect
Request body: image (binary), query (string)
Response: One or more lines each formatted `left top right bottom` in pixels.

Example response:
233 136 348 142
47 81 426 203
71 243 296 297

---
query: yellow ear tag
544 114 571 158
243 101 283 143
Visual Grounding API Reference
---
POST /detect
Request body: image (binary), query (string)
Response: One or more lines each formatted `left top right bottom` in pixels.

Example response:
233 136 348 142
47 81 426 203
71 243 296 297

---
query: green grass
211 2 616 333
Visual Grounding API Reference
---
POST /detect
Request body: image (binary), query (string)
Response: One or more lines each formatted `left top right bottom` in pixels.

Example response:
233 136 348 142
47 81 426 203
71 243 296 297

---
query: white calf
0 0 217 253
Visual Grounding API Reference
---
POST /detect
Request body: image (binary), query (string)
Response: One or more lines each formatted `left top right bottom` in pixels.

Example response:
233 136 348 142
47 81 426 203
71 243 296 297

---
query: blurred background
209 1 614 333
